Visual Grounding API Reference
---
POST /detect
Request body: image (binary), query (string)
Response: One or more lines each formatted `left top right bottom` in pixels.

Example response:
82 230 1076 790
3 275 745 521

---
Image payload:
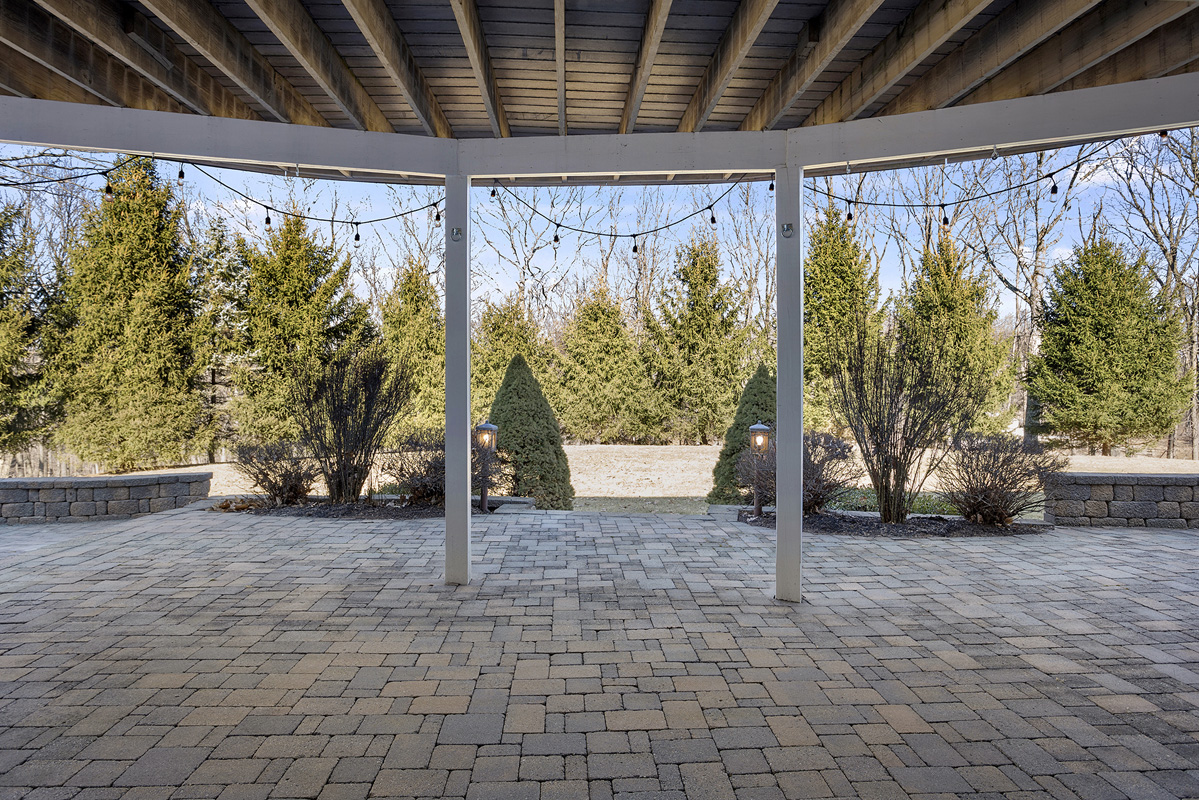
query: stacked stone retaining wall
1046 472 1199 528
0 472 211 524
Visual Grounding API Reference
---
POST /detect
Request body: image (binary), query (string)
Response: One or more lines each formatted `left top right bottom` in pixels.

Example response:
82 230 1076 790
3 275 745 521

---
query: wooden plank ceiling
2 0 1197 141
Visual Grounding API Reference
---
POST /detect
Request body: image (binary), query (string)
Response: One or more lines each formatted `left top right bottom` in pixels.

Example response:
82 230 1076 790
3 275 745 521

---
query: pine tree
489 353 574 509
1028 238 1189 454
234 212 372 441
898 234 1013 433
803 205 878 429
381 257 444 433
471 296 548 423
708 363 775 503
193 219 248 453
48 156 205 470
559 285 658 442
642 235 745 443
0 203 49 451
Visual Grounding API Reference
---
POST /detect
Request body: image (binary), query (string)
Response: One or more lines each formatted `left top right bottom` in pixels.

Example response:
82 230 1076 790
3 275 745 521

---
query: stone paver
0 507 1198 798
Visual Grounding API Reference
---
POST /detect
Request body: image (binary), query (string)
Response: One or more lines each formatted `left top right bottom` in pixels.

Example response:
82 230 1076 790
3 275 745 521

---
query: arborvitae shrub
489 354 574 510
708 363 775 504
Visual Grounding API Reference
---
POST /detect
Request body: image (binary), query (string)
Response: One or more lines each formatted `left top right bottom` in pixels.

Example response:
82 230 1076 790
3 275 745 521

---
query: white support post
445 175 472 585
774 164 803 602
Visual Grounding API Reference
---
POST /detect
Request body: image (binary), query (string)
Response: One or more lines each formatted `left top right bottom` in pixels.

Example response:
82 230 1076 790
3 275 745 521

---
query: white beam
620 0 672 134
677 0 780 133
0 97 454 178
444 174 472 586
774 163 803 602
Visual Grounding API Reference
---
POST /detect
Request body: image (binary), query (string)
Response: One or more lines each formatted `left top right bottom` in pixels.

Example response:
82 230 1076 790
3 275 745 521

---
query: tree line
0 145 1191 471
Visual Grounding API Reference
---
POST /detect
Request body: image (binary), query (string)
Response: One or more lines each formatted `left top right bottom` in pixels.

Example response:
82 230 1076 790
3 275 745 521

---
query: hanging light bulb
1160 130 1170 140
264 207 272 231
632 237 638 255
1050 178 1059 197
177 165 185 186
990 145 998 161
708 206 716 227
768 180 774 192
434 207 441 226
940 204 949 227
353 223 361 248
490 187 497 198
553 225 560 244
846 201 854 223
103 179 114 202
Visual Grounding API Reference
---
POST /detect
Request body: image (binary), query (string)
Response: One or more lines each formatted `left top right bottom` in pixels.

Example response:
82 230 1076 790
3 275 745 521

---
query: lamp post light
749 420 771 517
474 420 498 513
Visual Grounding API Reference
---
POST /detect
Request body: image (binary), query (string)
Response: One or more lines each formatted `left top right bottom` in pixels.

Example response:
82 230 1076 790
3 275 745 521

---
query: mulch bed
739 509 1044 537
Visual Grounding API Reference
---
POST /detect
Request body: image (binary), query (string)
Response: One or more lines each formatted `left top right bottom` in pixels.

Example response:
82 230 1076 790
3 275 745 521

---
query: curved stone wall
1045 472 1198 528
0 472 211 524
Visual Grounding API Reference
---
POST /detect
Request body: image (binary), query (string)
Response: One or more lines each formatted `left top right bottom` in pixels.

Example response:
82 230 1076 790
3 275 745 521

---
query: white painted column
774 165 804 602
445 175 472 585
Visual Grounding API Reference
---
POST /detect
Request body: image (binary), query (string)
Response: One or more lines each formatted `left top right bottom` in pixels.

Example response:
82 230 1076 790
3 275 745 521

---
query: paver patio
0 506 1197 800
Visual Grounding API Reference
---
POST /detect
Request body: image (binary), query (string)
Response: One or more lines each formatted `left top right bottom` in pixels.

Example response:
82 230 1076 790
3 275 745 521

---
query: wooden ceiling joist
677 0 780 133
1056 7 1199 94
31 0 257 121
0 0 185 113
555 0 565 135
880 0 1104 117
960 0 1199 107
448 0 510 137
341 0 452 137
619 0 672 134
242 0 391 133
0 39 102 104
739 0 887 132
137 0 327 128
803 0 993 127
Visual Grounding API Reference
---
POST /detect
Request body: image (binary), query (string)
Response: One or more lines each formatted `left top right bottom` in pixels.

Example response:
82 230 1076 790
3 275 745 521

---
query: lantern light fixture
749 420 770 453
474 420 498 452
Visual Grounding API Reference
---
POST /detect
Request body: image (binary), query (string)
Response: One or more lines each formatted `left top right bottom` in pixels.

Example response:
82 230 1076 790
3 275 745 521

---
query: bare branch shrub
232 441 318 507
291 347 414 504
380 428 512 506
939 434 1067 525
828 313 991 523
733 432 862 514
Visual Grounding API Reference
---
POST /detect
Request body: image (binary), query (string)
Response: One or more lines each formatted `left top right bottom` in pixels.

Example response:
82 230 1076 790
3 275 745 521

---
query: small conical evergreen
489 353 574 510
707 363 775 504
1028 237 1189 454
381 257 444 433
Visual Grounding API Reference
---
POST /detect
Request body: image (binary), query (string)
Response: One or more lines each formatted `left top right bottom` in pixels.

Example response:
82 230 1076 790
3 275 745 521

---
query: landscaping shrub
233 441 318 507
292 346 413 504
381 428 511 506
709 363 775 504
489 354 574 510
939 434 1067 525
734 432 860 514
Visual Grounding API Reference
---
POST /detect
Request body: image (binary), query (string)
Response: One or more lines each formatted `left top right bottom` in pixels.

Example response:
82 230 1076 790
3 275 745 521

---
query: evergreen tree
642 235 744 443
471 295 548 423
559 285 659 442
0 203 49 451
1028 238 1189 454
381 257 444 433
234 212 371 441
708 363 775 503
488 353 574 509
193 219 248 453
48 156 205 469
898 234 1013 433
803 205 878 429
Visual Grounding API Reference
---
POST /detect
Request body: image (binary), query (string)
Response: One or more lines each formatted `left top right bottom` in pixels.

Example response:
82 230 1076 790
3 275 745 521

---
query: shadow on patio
0 506 1197 798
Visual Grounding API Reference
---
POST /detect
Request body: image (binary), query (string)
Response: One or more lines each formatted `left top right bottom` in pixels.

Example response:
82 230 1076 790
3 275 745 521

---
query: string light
708 206 716 226
103 179 114 202
990 145 999 161
631 237 638 255
768 180 774 192
353 222 361 248
177 166 185 186
264 207 271 231
1050 179 1058 196
433 206 441 226
491 187 497 198
1160 130 1170 140
553 225 560 244
846 201 854 223
940 204 949 227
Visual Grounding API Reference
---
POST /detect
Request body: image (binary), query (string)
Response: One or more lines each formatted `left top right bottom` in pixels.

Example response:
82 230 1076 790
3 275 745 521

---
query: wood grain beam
342 0 451 137
32 0 257 120
243 0 391 132
880 0 1103 117
555 0 565 135
804 0 992 127
0 39 103 104
619 0 671 134
678 0 779 133
0 0 185 113
739 0 886 132
448 0 510 137
963 0 1199 105
137 0 327 127
1056 7 1199 93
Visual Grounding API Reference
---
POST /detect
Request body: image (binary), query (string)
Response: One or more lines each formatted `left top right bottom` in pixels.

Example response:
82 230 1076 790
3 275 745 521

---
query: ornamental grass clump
488 354 574 510
938 434 1067 525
